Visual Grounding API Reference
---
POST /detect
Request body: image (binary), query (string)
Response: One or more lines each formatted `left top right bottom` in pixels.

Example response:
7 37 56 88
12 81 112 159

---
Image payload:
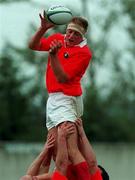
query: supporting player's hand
75 118 85 137
44 134 55 150
58 122 76 138
39 10 54 30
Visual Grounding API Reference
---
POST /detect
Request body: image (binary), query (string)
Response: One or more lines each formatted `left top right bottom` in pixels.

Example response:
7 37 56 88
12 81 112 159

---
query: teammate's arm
30 124 72 180
26 135 55 176
75 119 98 174
55 123 69 176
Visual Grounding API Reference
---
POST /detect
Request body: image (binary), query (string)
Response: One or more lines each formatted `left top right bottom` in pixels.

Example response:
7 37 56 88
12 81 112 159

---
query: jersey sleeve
63 51 92 80
52 171 68 180
35 33 62 51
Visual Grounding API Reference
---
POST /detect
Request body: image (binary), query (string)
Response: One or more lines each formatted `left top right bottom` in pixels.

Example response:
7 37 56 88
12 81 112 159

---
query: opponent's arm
29 11 54 50
75 119 98 174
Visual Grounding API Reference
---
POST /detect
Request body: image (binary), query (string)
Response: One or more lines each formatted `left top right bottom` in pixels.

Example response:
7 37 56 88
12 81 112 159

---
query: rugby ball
46 5 72 25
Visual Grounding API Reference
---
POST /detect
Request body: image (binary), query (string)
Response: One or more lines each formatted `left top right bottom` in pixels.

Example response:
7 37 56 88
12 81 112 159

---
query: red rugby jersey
67 163 103 180
91 168 103 180
35 33 92 96
52 171 68 180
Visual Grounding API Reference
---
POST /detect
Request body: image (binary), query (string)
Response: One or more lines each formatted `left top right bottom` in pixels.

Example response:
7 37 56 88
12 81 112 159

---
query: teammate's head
98 165 109 180
65 16 88 47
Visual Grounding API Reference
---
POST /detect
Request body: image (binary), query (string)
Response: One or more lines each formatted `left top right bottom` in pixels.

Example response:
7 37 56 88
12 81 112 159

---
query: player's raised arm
28 10 54 50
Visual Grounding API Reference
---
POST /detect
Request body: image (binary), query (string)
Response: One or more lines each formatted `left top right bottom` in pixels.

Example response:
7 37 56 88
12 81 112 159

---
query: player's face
65 29 83 47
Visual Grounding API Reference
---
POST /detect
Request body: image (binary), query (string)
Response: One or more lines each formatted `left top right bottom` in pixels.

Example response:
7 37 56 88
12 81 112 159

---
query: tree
0 42 47 141
81 0 135 141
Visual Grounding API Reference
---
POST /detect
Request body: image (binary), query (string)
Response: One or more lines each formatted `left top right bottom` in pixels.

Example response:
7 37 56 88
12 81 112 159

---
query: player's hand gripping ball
45 5 73 25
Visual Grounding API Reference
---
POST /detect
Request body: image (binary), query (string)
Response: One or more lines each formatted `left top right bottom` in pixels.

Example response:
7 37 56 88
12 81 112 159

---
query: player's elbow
58 78 68 83
88 159 98 172
88 160 98 174
28 41 38 50
57 74 69 83
55 158 68 175
28 43 35 50
89 159 97 167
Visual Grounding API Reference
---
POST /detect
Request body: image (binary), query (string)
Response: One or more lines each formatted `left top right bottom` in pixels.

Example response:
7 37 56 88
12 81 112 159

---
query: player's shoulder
80 45 92 59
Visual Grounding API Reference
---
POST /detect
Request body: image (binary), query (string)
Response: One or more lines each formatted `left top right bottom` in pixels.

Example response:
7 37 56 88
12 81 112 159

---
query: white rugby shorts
46 92 83 130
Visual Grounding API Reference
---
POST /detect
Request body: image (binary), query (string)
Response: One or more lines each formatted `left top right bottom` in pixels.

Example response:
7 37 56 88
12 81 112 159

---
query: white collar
77 38 87 47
